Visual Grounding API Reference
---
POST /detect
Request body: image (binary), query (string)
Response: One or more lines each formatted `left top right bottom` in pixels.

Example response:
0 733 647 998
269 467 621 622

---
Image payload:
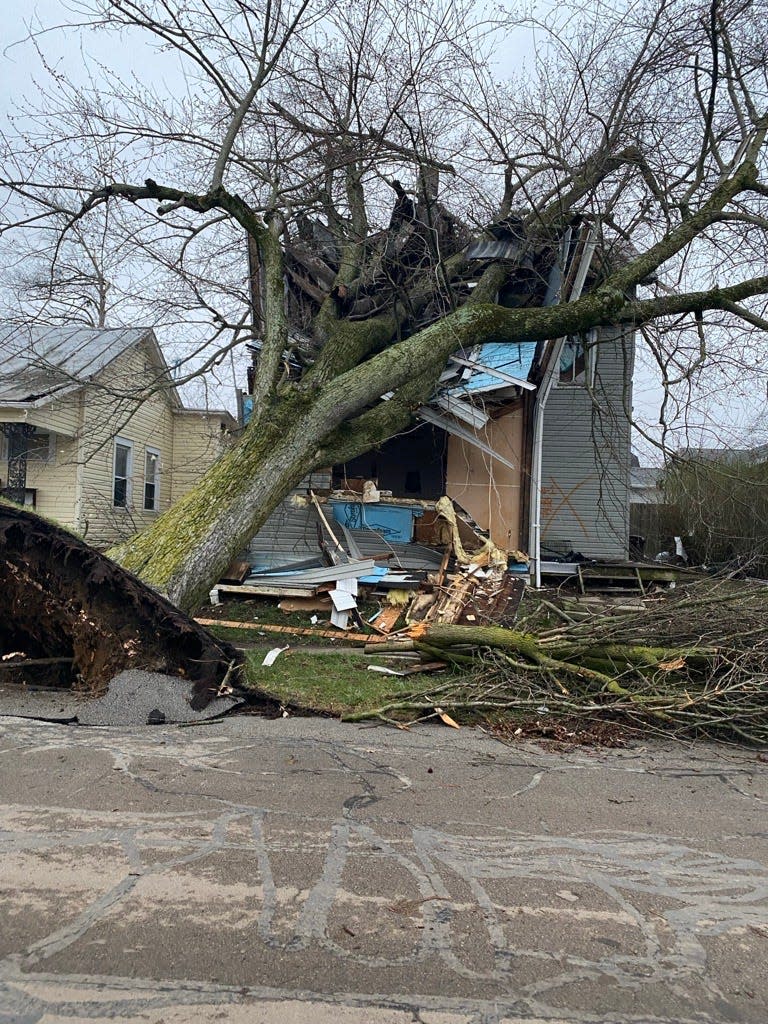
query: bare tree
2 0 768 610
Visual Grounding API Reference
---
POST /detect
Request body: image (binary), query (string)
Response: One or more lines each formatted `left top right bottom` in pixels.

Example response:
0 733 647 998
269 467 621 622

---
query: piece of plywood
371 606 402 634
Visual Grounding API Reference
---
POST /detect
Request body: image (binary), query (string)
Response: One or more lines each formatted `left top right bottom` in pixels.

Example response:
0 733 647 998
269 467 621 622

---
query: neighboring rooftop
0 324 158 405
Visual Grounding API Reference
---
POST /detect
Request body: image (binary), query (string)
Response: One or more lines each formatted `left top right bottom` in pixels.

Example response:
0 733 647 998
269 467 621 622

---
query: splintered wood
407 566 523 628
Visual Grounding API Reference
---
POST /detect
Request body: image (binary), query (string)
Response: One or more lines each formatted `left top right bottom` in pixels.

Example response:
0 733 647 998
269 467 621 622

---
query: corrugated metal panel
466 238 524 260
540 327 632 560
245 470 331 570
342 529 443 571
0 325 154 403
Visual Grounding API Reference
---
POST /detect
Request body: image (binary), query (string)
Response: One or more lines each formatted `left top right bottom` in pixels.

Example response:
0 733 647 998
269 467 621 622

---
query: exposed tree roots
0 502 243 708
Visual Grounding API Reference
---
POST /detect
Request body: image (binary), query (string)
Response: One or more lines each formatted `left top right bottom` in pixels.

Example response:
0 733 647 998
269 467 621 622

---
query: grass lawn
239 645 447 718
199 595 425 717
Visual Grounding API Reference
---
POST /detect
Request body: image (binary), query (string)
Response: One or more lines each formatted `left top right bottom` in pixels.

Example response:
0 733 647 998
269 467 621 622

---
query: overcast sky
3 3 766 456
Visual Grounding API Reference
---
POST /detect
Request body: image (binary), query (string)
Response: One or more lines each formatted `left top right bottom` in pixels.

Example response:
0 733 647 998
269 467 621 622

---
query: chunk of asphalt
76 669 241 726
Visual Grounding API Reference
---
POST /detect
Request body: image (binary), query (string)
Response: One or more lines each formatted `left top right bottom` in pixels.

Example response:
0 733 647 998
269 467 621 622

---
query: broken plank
195 619 382 644
398 660 448 676
310 490 349 564
217 583 318 598
218 559 251 584
278 596 331 613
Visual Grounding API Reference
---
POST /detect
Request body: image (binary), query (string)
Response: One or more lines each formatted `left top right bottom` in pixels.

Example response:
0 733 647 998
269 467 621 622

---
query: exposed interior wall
445 404 525 551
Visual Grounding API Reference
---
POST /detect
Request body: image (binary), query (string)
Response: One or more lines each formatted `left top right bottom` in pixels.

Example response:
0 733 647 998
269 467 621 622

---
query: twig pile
347 578 768 744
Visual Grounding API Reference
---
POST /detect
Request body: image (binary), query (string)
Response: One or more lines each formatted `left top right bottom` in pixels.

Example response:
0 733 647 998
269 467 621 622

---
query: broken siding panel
540 327 632 559
77 342 177 547
445 405 524 551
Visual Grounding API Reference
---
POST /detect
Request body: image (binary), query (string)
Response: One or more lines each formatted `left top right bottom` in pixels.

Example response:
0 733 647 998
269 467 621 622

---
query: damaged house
0 325 236 547
239 215 634 593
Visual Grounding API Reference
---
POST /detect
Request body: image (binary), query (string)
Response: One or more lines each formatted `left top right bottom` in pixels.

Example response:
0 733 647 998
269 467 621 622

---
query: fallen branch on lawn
344 579 768 744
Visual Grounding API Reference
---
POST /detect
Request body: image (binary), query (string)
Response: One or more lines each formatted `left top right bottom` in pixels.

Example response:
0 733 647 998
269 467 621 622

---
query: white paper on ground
262 646 289 667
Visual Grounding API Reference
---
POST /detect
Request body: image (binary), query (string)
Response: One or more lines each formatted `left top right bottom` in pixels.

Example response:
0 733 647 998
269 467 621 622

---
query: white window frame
558 331 597 388
143 446 161 512
113 438 133 509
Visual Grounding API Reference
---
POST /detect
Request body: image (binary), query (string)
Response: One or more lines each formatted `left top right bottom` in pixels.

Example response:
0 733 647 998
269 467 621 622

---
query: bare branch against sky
1 0 768 455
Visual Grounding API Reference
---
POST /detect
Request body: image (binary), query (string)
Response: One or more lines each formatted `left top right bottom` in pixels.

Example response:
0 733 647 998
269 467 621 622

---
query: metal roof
466 238 525 261
0 324 157 405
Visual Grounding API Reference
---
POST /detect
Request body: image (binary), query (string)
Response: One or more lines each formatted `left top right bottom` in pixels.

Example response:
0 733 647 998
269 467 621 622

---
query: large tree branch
314 270 768 433
618 276 768 324
595 157 762 298
317 367 439 466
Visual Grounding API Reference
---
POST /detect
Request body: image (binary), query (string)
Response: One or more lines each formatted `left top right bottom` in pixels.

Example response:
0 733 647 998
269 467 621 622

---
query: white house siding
539 326 633 560
0 393 84 525
75 341 177 547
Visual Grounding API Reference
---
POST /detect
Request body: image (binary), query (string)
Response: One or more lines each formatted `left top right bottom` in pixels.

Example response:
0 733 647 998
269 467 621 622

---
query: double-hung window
144 447 160 511
559 330 597 387
113 439 133 508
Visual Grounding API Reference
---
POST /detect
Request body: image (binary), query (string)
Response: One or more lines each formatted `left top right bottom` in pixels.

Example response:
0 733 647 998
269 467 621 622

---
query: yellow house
0 325 236 547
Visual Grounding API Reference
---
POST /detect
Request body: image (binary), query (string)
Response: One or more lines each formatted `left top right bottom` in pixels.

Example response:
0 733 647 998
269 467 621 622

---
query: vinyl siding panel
170 411 232 504
76 341 177 547
540 327 633 560
0 401 80 436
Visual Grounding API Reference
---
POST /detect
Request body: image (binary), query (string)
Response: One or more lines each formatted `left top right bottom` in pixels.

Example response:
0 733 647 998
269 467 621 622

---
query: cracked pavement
0 714 767 1022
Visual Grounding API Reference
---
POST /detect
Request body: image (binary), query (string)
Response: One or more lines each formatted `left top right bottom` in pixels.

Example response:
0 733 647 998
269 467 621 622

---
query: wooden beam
195 618 383 644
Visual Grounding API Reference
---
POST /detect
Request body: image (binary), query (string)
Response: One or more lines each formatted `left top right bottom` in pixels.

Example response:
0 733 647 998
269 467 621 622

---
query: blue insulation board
452 341 537 393
329 501 422 543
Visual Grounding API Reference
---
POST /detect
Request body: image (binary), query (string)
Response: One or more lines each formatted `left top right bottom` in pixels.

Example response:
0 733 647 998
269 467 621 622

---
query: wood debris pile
350 577 768 745
209 492 528 641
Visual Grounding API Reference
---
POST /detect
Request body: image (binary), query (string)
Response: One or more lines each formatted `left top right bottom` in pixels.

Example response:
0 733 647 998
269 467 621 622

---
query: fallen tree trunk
0 502 242 708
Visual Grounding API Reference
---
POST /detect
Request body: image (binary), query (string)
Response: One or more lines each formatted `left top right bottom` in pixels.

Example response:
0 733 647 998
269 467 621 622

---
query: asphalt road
0 713 767 1023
